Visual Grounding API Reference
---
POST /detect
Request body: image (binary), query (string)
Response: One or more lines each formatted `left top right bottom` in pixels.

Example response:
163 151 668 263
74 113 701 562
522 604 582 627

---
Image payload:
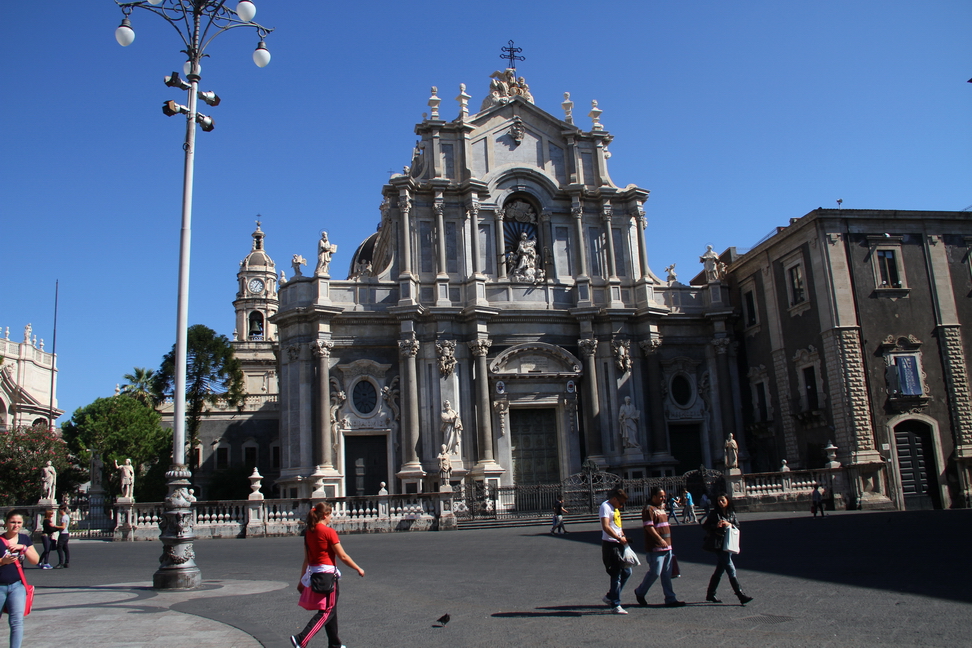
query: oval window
352 380 378 414
671 375 693 407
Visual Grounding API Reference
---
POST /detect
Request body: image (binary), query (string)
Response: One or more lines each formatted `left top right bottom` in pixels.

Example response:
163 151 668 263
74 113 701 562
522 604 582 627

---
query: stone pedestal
724 469 745 500
37 498 57 509
397 466 427 494
246 469 265 537
436 485 457 530
114 498 136 542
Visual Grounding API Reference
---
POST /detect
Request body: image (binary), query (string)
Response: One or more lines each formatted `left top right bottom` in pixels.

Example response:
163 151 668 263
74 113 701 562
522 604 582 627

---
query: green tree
153 324 245 470
121 367 159 406
0 424 85 506
60 395 172 501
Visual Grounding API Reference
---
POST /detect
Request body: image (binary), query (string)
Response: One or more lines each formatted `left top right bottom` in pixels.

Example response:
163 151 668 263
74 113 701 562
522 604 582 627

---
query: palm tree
121 367 158 406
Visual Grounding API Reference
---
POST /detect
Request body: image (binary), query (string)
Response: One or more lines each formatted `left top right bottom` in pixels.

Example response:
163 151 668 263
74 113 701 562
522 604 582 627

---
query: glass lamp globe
184 60 201 76
115 19 135 47
253 41 271 68
236 0 257 22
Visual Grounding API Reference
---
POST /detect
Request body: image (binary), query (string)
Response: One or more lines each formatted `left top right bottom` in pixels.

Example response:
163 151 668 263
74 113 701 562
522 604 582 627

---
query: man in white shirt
599 487 631 614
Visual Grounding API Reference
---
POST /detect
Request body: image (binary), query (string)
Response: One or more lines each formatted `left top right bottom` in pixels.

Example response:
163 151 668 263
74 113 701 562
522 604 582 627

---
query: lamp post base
153 464 201 590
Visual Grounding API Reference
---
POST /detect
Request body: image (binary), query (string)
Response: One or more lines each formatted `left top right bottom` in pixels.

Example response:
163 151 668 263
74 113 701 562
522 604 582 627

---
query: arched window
248 311 265 341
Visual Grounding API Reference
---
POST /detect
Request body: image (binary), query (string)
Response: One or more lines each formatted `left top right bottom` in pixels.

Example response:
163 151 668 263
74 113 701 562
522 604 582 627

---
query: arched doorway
893 419 941 510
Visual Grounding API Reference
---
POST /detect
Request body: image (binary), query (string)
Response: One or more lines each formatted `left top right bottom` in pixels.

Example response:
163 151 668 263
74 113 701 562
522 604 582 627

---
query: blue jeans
634 550 678 603
713 550 737 580
0 581 26 648
601 542 632 606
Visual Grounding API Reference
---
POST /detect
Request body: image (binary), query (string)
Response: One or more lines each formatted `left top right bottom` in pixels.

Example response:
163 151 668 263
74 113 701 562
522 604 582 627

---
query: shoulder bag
0 537 34 616
305 530 336 594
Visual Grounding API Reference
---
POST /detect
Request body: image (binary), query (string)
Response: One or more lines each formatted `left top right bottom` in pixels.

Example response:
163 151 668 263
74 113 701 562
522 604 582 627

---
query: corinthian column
578 338 603 457
398 338 422 470
640 337 672 463
468 339 495 463
311 340 334 468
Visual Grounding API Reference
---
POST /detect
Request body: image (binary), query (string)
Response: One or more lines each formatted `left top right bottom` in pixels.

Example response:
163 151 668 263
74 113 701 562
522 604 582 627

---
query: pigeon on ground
436 614 451 627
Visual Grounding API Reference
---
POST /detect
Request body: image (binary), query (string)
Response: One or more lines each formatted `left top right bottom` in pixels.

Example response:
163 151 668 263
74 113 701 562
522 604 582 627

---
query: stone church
262 70 743 499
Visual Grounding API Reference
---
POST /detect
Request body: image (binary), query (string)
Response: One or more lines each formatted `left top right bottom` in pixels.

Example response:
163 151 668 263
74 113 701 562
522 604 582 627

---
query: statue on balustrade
115 458 135 500
40 460 57 501
724 434 739 469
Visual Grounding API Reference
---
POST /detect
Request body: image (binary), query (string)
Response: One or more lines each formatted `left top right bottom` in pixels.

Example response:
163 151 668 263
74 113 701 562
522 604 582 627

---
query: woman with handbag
701 494 753 605
0 510 40 648
291 502 365 648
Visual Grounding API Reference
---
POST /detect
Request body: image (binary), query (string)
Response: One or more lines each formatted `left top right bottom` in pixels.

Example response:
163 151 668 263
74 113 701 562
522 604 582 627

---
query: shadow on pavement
527 509 972 604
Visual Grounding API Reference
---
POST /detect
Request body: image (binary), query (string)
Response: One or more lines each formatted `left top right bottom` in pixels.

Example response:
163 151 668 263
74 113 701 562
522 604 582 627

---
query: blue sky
2 1 969 423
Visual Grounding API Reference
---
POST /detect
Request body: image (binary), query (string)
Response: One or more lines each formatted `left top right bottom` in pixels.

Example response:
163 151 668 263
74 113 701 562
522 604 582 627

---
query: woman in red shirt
291 502 365 648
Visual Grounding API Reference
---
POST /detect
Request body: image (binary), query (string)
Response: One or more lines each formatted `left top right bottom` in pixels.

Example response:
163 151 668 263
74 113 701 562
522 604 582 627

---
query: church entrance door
510 408 559 485
894 420 940 510
668 423 704 473
344 435 388 497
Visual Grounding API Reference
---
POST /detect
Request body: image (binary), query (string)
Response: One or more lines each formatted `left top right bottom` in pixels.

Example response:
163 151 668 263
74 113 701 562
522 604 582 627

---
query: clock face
248 278 265 294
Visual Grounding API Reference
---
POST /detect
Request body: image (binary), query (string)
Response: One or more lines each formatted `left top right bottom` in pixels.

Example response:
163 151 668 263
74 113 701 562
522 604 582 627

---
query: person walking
681 488 697 524
599 487 631 615
812 485 826 518
633 487 685 608
550 498 569 534
38 510 57 569
291 502 365 648
702 494 753 605
666 493 681 526
53 504 70 569
701 492 711 517
0 510 41 648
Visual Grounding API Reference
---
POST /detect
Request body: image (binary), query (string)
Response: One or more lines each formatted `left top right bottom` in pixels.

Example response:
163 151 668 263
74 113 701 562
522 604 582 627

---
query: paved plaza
8 509 971 647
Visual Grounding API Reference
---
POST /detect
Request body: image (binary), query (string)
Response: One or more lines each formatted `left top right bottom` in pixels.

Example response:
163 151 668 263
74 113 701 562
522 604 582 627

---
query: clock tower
234 221 278 343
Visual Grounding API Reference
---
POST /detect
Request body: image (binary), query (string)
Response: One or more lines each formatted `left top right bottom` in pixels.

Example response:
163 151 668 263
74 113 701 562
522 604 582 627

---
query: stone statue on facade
291 254 307 277
480 69 535 111
436 340 457 378
700 245 723 283
507 233 544 283
441 400 463 454
724 434 739 469
665 263 677 284
780 459 790 472
315 231 338 277
40 460 57 500
437 444 453 481
115 458 135 499
618 397 642 450
23 323 31 344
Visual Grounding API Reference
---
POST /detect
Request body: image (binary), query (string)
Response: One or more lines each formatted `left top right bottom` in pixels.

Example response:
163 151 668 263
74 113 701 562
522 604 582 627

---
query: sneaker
289 636 299 648
611 605 628 615
602 595 613 606
42 564 53 570
53 565 63 569
635 592 648 607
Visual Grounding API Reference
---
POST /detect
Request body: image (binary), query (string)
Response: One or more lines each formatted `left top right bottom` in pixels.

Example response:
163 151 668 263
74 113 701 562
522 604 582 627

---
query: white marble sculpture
115 458 135 499
441 400 463 454
618 397 642 450
291 254 307 277
315 231 338 277
724 434 739 469
40 460 56 500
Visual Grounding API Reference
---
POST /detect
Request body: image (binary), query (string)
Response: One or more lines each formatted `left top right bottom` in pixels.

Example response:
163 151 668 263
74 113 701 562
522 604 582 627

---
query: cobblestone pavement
8 509 971 647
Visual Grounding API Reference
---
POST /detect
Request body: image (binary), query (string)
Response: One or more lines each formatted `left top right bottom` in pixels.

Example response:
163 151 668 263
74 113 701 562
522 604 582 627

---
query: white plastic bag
620 544 641 567
723 525 740 554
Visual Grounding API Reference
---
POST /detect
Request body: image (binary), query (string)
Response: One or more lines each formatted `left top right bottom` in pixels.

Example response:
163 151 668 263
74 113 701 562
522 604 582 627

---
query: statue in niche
115 458 135 499
41 460 57 500
315 231 338 276
724 434 739 469
618 397 642 450
291 254 307 277
436 340 457 378
438 444 453 481
441 400 463 455
508 233 544 283
330 389 347 454
700 245 723 283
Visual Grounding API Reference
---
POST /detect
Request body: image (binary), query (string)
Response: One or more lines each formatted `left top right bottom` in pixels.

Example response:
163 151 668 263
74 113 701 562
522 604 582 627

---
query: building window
746 365 774 425
788 264 805 305
247 311 265 341
744 290 757 327
612 228 627 277
587 226 603 277
792 346 825 417
479 223 494 275
351 379 378 415
876 249 901 288
419 221 434 274
445 221 459 274
803 366 819 411
271 444 281 469
244 445 257 469
880 334 928 410
215 447 229 470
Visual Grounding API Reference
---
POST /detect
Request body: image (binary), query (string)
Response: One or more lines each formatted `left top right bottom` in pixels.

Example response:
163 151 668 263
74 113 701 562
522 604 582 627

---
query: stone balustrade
730 467 846 511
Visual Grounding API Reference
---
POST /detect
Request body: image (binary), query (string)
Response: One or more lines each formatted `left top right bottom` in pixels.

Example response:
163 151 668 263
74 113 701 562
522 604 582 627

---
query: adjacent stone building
0 324 61 430
726 209 972 510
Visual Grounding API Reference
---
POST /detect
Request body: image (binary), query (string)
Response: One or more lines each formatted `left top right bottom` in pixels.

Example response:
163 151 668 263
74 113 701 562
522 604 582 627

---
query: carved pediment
490 342 582 376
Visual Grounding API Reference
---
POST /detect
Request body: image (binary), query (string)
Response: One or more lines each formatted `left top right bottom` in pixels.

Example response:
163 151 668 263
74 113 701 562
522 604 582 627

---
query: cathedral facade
268 73 742 498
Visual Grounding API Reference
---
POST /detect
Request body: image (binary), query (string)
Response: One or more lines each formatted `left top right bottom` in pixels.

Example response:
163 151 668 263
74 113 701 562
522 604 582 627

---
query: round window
671 375 693 407
352 380 378 414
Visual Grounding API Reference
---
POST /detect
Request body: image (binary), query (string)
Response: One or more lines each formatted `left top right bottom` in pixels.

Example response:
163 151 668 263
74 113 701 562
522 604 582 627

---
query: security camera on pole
113 0 274 591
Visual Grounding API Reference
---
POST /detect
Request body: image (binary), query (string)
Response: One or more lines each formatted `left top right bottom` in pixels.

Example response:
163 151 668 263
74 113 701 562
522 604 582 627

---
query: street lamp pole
114 0 273 590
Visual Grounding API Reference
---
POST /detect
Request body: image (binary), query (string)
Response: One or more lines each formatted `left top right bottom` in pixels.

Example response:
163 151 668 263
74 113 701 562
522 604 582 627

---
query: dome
243 221 275 270
347 231 378 279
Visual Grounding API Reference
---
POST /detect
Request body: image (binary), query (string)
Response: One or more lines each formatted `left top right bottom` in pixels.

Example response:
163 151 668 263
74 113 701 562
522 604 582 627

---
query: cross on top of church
500 40 524 70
